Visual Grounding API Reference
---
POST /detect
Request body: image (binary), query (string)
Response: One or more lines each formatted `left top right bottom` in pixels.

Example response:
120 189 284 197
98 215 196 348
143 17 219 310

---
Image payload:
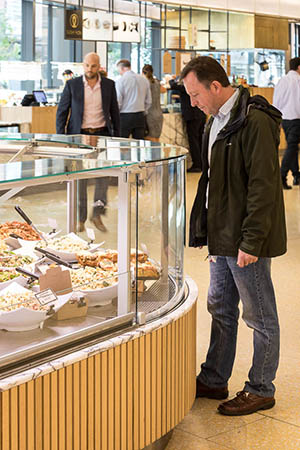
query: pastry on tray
0 221 41 241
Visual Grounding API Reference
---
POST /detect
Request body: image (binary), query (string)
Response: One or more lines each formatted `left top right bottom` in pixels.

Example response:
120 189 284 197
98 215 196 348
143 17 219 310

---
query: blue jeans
198 256 280 397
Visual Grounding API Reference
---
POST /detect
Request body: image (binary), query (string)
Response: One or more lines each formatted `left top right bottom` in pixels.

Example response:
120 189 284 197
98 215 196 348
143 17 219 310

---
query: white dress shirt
206 89 239 208
273 70 300 120
116 70 152 113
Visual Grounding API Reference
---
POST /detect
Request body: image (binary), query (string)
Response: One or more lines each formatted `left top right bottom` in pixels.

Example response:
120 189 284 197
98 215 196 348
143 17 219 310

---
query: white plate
0 282 72 332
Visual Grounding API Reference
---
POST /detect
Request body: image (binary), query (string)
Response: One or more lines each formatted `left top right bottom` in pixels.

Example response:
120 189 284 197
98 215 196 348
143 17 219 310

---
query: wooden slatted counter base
0 277 198 450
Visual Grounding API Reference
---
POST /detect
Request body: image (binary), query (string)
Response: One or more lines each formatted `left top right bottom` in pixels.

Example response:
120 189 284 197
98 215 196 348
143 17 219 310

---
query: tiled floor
166 173 300 450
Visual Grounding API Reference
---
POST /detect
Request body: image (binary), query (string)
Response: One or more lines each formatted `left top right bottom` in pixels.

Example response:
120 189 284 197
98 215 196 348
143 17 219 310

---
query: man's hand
237 249 258 268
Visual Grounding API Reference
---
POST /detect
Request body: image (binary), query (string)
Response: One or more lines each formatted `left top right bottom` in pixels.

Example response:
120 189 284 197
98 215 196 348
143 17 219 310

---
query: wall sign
82 11 113 41
65 9 83 40
112 14 141 43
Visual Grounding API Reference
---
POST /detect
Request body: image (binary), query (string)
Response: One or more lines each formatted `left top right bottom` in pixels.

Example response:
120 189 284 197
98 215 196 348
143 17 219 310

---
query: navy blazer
56 75 120 136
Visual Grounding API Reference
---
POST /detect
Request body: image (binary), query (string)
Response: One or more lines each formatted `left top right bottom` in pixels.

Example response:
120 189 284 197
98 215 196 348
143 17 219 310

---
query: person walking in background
142 64 166 142
169 76 206 172
56 52 120 232
116 59 152 139
182 56 286 416
273 57 300 189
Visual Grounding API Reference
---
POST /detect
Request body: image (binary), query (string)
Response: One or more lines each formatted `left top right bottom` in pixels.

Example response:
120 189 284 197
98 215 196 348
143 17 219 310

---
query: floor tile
176 400 263 439
208 417 300 450
166 428 233 450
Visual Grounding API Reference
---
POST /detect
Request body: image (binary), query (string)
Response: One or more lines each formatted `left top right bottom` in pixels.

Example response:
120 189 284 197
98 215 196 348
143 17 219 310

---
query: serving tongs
14 205 48 244
34 247 76 269
15 266 39 284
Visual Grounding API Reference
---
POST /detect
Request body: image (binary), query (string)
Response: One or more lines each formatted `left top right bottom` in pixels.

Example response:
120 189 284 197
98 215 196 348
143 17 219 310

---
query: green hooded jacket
189 86 287 258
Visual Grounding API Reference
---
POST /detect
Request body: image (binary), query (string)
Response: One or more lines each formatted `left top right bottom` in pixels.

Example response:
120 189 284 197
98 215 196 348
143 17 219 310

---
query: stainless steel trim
0 312 134 372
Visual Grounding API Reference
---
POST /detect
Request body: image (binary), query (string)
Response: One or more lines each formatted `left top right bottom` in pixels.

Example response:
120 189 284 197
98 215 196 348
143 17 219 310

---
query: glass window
210 10 227 32
192 8 209 31
107 43 122 79
210 32 227 50
35 3 48 62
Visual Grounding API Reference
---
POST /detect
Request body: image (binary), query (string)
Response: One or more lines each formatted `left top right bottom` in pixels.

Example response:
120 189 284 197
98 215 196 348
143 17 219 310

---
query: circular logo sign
70 13 79 29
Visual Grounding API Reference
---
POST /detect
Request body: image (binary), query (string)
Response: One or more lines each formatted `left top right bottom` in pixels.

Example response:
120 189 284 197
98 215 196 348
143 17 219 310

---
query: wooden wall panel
0 303 197 450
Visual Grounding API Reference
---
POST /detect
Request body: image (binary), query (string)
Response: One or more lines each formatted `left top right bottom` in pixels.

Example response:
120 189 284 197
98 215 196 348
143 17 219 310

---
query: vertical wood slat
73 362 80 450
139 335 145 450
101 351 108 450
66 365 73 450
51 370 58 450
171 321 176 430
156 328 162 441
10 387 18 450
27 380 35 450
133 338 139 450
178 317 184 422
177 319 181 424
120 343 127 450
192 304 197 401
166 324 172 433
19 384 27 450
88 357 95 450
94 354 101 450
43 374 51 450
35 377 43 450
114 346 121 450
161 325 167 436
80 360 88 450
58 369 66 450
145 333 151 447
108 348 114 450
151 331 157 443
1 390 10 450
127 341 133 450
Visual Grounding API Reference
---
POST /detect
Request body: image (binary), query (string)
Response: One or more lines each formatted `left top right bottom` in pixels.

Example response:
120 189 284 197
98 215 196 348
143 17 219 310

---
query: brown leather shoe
196 379 229 400
218 391 275 416
91 216 107 233
77 221 85 232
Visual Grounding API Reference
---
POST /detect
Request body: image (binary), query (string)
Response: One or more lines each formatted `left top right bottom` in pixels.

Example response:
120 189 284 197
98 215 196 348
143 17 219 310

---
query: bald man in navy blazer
56 53 120 232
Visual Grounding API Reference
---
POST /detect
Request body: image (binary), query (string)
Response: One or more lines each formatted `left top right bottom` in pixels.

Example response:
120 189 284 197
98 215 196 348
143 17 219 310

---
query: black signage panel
65 9 83 40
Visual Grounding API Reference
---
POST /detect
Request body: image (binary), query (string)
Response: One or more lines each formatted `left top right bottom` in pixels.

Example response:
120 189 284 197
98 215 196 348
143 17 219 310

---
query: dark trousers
185 116 206 169
281 119 300 178
120 112 146 139
79 128 110 223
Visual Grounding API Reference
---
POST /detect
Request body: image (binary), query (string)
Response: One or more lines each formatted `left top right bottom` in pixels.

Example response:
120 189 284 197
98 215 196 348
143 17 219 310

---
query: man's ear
210 80 222 94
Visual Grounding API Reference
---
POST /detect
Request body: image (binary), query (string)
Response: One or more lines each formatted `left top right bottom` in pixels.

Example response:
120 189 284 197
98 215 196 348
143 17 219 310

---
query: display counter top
0 133 188 186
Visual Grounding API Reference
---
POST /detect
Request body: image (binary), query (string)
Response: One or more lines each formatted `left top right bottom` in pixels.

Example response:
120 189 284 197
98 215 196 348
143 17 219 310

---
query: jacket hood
215 86 282 141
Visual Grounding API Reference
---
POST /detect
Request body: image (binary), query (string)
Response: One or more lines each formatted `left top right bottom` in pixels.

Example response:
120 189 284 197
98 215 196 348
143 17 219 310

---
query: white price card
48 218 58 230
35 288 58 306
86 227 95 241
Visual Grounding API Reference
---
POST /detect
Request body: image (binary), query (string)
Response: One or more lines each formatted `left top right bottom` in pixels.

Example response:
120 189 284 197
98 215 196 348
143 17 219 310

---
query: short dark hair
180 56 230 88
289 57 300 71
117 59 131 69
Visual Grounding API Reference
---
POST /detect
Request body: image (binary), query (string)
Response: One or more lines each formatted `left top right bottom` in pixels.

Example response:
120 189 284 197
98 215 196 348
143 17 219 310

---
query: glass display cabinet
0 133 186 378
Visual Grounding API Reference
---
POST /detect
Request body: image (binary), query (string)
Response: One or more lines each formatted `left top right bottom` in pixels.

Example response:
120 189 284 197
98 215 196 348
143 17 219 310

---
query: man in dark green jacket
181 56 287 416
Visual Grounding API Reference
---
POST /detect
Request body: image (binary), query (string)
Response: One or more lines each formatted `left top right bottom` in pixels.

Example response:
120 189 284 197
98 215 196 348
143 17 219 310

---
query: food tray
35 232 103 262
75 283 117 306
0 283 72 332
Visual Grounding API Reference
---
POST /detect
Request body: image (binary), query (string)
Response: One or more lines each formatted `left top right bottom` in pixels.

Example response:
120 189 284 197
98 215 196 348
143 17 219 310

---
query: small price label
35 288 58 306
86 227 95 241
48 218 58 230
